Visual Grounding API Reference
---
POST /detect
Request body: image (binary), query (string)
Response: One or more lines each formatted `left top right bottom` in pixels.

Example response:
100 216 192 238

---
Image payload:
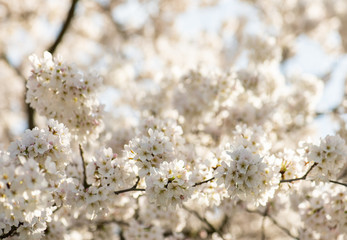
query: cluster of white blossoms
138 196 187 232
215 125 281 206
125 129 174 177
26 51 104 140
125 117 187 178
278 148 308 182
65 148 135 219
307 135 347 181
216 147 280 206
8 119 71 181
86 148 133 191
145 160 193 207
0 120 72 239
0 153 50 239
299 185 347 240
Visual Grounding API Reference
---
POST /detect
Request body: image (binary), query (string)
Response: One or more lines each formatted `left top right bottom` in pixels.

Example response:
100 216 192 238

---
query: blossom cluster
299 185 347 240
0 120 72 239
307 135 347 181
26 51 104 140
216 147 280 206
8 119 71 181
215 125 281 206
146 159 193 208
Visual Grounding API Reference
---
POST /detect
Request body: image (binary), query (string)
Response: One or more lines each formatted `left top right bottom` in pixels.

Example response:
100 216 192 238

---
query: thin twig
79 144 91 189
114 176 145 195
246 209 299 240
96 219 129 227
48 0 79 54
218 214 229 233
192 177 215 187
266 214 299 240
182 205 225 240
261 205 269 240
329 180 347 187
280 163 347 188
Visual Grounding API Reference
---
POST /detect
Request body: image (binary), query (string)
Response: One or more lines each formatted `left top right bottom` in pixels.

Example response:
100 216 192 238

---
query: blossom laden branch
280 162 347 187
280 162 318 183
114 176 145 195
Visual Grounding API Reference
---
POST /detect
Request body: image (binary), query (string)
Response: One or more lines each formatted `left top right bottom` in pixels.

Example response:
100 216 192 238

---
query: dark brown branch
280 163 318 183
79 144 91 189
0 222 23 239
114 176 145 195
96 219 129 227
192 177 215 187
280 163 347 188
0 53 35 129
329 180 347 187
48 0 79 54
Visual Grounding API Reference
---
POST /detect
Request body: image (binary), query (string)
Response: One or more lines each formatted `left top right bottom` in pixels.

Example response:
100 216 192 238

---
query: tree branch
182 205 225 240
246 209 299 240
329 180 347 187
0 222 23 239
280 162 318 183
192 177 215 187
0 53 35 129
48 0 79 54
114 176 145 195
280 163 347 187
79 144 91 189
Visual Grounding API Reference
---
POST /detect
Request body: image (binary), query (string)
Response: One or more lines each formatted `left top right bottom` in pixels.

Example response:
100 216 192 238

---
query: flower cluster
8 119 71 180
0 153 53 239
0 120 73 238
145 160 193 207
299 185 347 240
26 51 104 140
88 148 129 187
139 196 187 232
67 148 135 219
307 135 347 181
279 148 308 182
125 129 174 177
216 146 280 206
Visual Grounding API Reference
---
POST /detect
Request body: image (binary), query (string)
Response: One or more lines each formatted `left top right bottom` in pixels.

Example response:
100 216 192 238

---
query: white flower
145 160 193 208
